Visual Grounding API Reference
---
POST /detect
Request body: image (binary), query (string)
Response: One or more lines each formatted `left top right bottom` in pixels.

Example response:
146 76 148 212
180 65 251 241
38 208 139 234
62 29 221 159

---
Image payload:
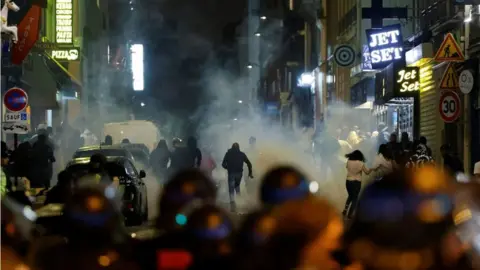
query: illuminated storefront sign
56 0 73 44
366 24 404 70
395 67 420 94
50 48 80 61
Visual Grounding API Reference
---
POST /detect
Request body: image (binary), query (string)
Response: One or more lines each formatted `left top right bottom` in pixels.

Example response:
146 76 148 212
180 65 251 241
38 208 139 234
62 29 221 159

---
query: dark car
118 143 150 168
72 145 136 163
66 157 148 226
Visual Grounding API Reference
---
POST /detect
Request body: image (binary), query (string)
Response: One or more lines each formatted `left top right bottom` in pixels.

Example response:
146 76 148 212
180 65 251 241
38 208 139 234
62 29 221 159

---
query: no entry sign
439 90 461 123
3 87 28 112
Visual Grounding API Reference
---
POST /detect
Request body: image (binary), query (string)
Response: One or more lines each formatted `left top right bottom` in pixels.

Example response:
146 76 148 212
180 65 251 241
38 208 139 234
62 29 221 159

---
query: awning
22 54 58 109
355 101 373 110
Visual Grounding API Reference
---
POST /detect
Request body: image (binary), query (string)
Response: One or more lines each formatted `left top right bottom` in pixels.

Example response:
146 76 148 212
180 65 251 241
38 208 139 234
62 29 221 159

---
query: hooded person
222 143 253 212
150 139 171 181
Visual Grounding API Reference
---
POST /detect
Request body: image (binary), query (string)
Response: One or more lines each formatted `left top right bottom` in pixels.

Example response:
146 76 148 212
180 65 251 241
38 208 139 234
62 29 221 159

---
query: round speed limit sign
439 90 461 123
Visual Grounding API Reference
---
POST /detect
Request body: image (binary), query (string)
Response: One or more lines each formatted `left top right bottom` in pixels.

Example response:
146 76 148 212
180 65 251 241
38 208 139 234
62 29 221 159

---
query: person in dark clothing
102 135 113 146
150 139 170 181
387 133 402 161
44 170 74 205
187 136 202 168
400 132 412 153
30 134 55 189
440 144 464 178
420 136 433 156
10 142 32 188
222 143 253 212
168 138 190 177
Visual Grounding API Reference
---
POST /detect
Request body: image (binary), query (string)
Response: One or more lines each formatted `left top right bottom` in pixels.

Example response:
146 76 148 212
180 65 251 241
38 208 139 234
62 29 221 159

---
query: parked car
72 145 135 162
65 155 148 226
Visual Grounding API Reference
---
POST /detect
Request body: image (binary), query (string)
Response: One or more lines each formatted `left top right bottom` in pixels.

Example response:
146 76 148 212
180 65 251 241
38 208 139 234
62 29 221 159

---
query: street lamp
260 16 267 20
246 63 259 69
297 72 315 87
238 100 243 104
140 102 145 107
254 32 261 37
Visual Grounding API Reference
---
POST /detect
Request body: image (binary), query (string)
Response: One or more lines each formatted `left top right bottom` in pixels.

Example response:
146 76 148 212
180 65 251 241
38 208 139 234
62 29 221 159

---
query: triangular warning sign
439 63 459 90
434 33 464 62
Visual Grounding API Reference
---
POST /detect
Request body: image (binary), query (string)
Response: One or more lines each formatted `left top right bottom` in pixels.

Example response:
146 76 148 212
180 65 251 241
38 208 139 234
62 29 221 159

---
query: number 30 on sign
439 90 461 123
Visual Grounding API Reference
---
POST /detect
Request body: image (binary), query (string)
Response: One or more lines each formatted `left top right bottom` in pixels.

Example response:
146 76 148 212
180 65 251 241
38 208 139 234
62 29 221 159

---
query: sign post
2 88 31 147
439 90 461 123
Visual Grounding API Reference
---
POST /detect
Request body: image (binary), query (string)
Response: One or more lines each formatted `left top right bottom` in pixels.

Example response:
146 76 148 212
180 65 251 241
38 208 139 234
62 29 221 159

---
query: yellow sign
51 48 79 61
56 0 73 44
434 33 464 62
439 63 459 90
396 67 420 93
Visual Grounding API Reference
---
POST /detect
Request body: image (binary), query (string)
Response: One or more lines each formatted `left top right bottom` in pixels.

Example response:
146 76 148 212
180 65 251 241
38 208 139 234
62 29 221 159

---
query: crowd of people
3 156 480 270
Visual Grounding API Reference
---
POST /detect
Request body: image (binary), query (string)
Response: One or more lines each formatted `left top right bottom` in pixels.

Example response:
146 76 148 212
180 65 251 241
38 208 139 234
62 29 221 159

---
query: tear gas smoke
196 66 381 211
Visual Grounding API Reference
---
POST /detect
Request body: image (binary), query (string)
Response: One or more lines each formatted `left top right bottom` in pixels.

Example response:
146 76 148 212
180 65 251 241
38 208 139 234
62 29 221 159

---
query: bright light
140 102 145 107
247 64 253 69
255 32 261 37
233 118 238 121
130 7 134 10
260 16 267 20
297 72 315 87
55 0 73 44
238 100 243 104
309 181 319 193
131 44 144 91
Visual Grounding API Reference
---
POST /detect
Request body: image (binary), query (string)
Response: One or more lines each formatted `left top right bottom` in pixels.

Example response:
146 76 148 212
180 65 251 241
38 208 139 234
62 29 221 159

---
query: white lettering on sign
396 68 420 93
56 0 73 43
51 49 79 61
367 27 404 67
370 48 403 64
369 30 401 47
4 112 28 122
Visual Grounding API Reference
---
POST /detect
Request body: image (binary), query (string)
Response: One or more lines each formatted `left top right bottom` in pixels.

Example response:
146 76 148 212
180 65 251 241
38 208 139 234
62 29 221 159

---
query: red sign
3 87 28 112
11 5 41 65
439 90 461 123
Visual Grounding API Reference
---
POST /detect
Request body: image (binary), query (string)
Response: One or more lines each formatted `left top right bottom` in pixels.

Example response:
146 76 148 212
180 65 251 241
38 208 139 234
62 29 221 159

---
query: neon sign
366 24 404 70
55 0 73 44
51 48 79 61
395 67 420 95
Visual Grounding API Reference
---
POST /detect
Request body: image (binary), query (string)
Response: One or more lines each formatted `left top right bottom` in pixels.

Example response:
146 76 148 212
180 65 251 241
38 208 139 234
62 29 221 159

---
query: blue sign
20 113 27 121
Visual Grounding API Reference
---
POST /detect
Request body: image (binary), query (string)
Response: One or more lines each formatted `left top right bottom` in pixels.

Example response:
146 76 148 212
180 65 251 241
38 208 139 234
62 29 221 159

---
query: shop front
374 62 420 139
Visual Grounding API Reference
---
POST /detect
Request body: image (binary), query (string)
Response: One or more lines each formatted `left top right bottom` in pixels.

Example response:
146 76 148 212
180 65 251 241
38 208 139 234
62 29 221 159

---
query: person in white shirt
343 150 372 219
371 144 395 180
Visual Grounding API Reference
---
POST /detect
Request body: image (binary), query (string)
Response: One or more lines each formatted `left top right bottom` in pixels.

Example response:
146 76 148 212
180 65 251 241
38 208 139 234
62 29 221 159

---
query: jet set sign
366 24 404 70
50 48 80 61
394 66 420 97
